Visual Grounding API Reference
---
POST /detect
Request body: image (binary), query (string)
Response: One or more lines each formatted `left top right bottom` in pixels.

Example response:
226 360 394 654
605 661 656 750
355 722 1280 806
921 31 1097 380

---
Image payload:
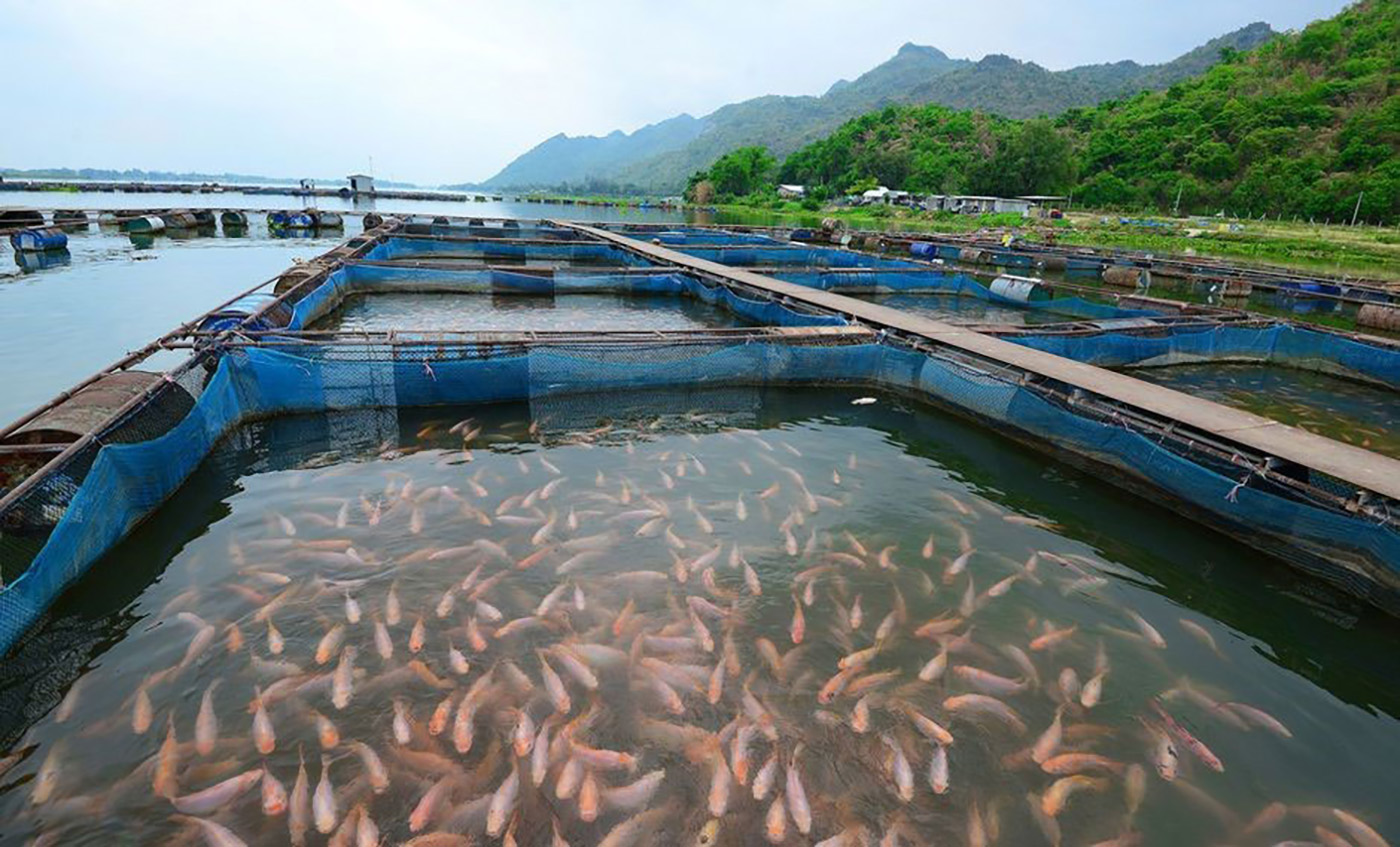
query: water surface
855 293 1073 327
1 387 1395 846
315 292 746 332
0 222 348 423
1126 364 1400 459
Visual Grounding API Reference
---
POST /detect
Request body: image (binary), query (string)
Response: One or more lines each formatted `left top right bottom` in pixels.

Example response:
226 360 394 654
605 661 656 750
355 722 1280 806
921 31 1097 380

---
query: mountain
478 24 1274 193
451 114 704 192
771 0 1398 223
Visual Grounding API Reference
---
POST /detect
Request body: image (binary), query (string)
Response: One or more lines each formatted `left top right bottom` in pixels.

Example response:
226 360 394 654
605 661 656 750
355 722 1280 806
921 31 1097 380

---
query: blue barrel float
197 293 294 334
268 210 316 230
9 228 68 253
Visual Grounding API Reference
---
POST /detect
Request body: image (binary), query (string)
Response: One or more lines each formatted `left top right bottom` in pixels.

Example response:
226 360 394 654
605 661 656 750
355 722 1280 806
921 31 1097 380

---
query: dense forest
691 0 1399 223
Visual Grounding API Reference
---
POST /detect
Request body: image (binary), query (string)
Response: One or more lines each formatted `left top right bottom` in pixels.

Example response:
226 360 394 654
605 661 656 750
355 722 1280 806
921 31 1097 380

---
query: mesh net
2 333 1396 653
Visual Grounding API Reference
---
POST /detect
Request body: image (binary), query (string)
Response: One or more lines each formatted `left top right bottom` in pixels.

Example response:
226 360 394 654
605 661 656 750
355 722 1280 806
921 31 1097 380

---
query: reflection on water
315 292 747 333
11 249 71 273
1127 364 1400 459
1 387 1397 846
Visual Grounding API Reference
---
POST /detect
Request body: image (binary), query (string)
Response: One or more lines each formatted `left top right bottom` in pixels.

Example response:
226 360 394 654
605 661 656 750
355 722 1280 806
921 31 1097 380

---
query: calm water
855 293 1070 327
1 387 1396 846
316 292 746 332
1127 364 1400 459
0 222 350 425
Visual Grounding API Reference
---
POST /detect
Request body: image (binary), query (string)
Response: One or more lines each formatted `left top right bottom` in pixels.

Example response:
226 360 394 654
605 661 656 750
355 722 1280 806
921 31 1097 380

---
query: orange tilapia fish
18 412 1391 847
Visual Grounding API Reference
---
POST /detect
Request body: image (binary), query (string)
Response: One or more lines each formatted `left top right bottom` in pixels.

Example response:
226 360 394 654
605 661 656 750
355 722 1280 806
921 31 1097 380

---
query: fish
1151 700 1223 772
603 769 666 812
174 815 249 847
1220 702 1292 738
313 755 337 833
1042 775 1109 816
1143 719 1179 781
487 768 520 836
132 679 154 735
881 734 915 802
902 703 956 746
766 792 789 842
252 686 276 754
1081 671 1106 708
262 764 288 816
1178 618 1225 658
928 743 950 794
172 768 263 814
289 748 310 845
195 680 221 755
598 807 672 847
315 623 345 665
790 599 806 644
332 646 356 710
392 699 412 744
411 775 454 833
580 769 601 821
918 648 949 682
267 620 285 655
30 743 63 805
786 751 813 834
1126 610 1167 648
385 584 402 625
1032 707 1065 764
531 723 553 787
1332 809 1391 847
944 694 1027 734
945 549 974 583
953 665 1027 696
1030 625 1076 651
355 804 379 847
1041 753 1125 775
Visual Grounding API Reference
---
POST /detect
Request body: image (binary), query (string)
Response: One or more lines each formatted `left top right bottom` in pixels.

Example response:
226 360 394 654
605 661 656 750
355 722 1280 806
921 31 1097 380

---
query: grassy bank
698 202 1400 280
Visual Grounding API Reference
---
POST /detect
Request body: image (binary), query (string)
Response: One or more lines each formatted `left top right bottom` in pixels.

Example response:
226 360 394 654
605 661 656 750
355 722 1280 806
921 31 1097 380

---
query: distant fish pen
1 214 1398 654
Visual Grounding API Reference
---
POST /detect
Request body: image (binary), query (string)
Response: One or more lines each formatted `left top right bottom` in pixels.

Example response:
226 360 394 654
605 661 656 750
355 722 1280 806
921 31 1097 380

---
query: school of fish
1 408 1392 847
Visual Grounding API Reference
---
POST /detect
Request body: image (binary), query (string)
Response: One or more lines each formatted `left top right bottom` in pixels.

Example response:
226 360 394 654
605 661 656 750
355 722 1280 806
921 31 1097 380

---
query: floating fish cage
1 215 1399 846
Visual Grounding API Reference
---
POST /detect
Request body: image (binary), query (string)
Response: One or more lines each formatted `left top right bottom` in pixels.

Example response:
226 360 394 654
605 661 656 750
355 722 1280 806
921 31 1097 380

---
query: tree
703 146 776 197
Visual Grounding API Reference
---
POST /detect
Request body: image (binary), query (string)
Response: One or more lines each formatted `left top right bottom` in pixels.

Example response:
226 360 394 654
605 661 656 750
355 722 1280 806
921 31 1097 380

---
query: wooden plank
564 221 1400 501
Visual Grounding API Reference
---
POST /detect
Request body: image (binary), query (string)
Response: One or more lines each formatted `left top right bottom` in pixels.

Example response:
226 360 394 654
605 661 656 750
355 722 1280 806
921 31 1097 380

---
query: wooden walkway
562 221 1400 501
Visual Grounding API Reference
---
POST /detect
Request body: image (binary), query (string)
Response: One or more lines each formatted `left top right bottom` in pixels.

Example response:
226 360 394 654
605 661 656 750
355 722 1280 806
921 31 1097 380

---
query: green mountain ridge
478 23 1275 193
762 0 1398 223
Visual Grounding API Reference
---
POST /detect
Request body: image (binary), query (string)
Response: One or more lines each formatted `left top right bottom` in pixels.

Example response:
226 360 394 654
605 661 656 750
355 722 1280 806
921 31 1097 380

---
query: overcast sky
0 0 1348 186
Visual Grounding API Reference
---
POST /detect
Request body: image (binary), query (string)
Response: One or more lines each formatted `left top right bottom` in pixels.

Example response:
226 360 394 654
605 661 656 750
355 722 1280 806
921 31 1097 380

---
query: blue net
762 268 1161 323
3 334 1397 653
364 237 658 266
1007 323 1400 389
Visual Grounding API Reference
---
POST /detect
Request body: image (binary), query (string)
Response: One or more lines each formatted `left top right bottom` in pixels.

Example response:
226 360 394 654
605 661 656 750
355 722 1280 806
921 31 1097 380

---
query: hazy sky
1 0 1348 185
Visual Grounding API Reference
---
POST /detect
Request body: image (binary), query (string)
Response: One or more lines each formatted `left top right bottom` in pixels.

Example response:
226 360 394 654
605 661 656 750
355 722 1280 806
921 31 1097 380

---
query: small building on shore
348 174 376 196
947 195 999 214
861 186 891 204
777 184 806 200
